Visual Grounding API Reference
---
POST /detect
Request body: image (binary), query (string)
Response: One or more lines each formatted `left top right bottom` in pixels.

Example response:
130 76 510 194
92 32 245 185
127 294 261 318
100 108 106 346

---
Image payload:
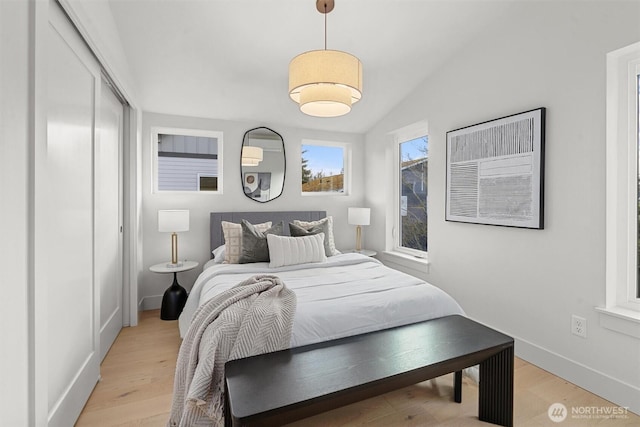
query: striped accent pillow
292 216 338 256
267 233 327 268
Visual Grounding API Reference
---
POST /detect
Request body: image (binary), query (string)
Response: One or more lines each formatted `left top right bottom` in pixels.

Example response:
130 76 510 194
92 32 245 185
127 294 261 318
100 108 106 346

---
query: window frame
300 139 351 196
151 126 223 194
391 121 429 259
600 41 640 336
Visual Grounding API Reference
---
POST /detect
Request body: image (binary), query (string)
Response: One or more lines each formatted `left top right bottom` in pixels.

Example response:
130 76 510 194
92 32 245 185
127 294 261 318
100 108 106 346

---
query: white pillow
211 245 225 264
267 233 327 268
221 221 271 264
293 216 338 256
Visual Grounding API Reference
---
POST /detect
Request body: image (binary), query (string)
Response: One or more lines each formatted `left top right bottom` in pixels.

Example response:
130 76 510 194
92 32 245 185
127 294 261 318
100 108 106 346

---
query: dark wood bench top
225 314 514 426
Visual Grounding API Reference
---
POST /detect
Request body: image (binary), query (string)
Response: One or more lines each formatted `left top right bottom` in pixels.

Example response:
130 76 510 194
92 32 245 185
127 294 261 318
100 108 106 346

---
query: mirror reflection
241 127 285 202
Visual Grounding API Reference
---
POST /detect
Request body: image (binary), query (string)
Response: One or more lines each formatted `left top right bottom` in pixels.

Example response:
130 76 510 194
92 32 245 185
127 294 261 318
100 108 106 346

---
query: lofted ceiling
108 0 515 134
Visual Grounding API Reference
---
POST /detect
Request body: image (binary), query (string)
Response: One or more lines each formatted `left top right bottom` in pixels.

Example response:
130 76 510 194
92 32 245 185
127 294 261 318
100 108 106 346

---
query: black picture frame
445 108 545 229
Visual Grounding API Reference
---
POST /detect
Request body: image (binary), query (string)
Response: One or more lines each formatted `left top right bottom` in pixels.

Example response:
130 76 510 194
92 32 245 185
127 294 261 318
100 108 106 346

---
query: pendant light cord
324 2 327 50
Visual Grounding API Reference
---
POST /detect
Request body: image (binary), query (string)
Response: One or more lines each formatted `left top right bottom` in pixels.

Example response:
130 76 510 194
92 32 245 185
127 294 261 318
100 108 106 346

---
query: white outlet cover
571 315 587 338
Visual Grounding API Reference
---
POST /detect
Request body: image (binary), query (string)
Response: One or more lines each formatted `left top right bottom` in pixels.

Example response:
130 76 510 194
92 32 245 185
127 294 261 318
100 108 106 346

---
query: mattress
179 253 464 347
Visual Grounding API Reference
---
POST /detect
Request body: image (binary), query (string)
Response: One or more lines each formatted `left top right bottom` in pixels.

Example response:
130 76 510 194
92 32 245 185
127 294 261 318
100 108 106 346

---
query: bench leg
454 370 462 403
478 346 514 427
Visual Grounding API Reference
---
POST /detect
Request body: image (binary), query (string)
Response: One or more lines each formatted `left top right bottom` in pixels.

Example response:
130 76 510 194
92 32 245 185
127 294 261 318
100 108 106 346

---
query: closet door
97 79 124 361
46 2 100 424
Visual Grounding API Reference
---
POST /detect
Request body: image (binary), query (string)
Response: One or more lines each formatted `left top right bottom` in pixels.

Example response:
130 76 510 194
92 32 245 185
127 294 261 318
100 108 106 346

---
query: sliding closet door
97 79 124 361
46 2 100 424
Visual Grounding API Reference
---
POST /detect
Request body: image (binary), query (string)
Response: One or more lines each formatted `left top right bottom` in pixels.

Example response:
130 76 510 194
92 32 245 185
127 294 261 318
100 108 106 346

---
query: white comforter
179 253 464 348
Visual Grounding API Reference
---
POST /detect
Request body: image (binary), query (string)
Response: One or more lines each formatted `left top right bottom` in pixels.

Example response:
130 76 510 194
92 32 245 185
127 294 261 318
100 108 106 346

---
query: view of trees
301 147 344 193
301 149 312 184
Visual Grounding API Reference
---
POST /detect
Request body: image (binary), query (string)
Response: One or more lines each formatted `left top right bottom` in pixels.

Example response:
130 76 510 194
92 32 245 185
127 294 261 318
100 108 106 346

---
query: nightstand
149 260 199 320
348 249 377 257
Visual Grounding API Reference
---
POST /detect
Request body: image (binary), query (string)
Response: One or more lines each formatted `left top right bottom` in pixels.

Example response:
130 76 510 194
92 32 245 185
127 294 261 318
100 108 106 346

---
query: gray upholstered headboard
210 211 327 256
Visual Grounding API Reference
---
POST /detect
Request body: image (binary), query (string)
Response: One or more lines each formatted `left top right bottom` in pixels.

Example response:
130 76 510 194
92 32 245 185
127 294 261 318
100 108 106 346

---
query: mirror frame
241 126 286 203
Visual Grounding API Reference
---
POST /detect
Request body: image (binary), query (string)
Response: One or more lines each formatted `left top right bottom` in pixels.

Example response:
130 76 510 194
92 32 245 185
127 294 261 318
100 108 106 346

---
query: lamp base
160 273 188 321
165 262 183 268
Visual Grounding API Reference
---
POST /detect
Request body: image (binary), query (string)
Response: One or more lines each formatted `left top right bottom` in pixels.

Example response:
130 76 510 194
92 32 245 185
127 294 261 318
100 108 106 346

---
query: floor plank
76 310 180 426
77 310 639 426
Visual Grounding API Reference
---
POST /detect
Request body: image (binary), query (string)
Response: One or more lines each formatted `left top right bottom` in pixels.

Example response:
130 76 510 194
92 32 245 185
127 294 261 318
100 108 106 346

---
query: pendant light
241 146 263 166
241 130 263 166
289 0 362 118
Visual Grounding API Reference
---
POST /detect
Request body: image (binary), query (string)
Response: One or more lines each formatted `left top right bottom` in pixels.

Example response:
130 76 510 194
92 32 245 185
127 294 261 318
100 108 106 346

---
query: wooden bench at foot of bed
224 314 514 427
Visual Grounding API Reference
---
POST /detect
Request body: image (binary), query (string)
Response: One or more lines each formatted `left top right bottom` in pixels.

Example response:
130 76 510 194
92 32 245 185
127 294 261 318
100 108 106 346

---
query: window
198 174 218 191
301 140 349 194
152 127 222 193
601 41 640 331
393 121 428 257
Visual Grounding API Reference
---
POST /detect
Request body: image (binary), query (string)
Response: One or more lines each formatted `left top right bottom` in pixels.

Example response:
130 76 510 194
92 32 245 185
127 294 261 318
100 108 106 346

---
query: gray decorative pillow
239 220 284 263
290 219 335 257
221 220 271 264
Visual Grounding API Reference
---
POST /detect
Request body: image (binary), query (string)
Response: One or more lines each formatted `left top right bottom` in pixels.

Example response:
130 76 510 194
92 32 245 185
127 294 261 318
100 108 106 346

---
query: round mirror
241 127 285 203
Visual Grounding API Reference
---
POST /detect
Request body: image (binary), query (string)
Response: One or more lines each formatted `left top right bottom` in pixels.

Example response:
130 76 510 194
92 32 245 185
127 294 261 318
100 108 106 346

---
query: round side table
149 261 199 320
347 249 377 257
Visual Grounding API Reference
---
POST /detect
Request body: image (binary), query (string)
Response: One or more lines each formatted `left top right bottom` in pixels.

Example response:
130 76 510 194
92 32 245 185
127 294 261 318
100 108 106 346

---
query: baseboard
515 336 640 415
47 352 99 427
138 295 162 311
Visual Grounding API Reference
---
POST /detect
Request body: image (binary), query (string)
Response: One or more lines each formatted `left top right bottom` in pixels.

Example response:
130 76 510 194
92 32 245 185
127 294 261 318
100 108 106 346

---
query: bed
171 210 472 425
178 210 465 346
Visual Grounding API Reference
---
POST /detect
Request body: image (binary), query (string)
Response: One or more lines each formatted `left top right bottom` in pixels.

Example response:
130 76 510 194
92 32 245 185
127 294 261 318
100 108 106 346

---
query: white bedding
179 253 465 347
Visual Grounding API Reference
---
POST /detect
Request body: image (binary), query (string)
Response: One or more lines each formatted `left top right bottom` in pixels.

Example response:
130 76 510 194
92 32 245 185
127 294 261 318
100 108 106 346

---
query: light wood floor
77 310 639 426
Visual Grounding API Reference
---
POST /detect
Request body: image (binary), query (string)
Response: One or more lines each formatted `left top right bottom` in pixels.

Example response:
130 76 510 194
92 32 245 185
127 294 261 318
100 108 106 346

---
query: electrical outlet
571 315 587 338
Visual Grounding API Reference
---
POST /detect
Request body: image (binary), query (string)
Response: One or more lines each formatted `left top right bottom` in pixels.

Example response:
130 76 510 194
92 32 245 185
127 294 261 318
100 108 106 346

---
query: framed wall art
243 172 272 202
445 108 545 229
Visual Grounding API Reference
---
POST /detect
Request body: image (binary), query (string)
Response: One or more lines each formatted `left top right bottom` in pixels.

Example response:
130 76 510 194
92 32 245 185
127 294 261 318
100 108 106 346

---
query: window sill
301 192 347 197
381 250 430 272
595 306 640 339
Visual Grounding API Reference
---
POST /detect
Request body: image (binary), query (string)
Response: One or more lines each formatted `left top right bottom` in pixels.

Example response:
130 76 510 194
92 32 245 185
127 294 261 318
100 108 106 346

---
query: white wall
139 112 365 308
365 1 640 414
0 1 31 424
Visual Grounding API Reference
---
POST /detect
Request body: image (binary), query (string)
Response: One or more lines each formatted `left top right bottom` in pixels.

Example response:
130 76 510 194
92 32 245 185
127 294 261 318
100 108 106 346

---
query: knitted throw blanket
168 274 297 427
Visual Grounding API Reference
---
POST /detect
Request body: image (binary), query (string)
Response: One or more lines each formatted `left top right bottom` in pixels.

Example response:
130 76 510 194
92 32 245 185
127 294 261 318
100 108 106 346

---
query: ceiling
108 0 515 134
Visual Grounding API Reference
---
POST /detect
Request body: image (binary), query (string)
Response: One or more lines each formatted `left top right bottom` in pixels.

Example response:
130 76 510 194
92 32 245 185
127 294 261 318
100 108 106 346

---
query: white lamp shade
348 207 370 226
158 210 189 232
289 49 362 118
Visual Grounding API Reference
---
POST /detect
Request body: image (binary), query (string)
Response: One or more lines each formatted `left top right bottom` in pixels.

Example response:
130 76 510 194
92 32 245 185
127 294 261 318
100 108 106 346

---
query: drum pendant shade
288 1 362 118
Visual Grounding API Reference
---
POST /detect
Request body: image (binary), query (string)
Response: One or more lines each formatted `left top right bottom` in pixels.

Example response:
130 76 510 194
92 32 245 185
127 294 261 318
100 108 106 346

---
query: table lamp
348 207 370 252
158 209 189 267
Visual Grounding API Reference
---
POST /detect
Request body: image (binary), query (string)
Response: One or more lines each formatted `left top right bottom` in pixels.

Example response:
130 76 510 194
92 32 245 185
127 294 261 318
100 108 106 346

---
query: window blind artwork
446 108 545 229
158 156 219 191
